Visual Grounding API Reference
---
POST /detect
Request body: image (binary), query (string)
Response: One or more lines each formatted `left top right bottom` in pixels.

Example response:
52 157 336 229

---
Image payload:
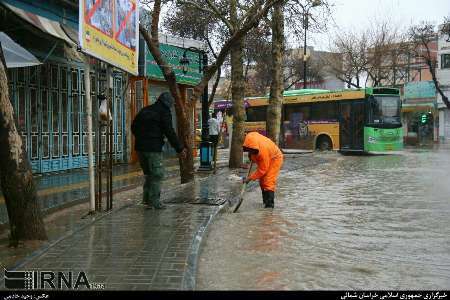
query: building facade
284 47 345 91
437 24 450 142
1 1 207 174
402 81 437 145
1 0 128 173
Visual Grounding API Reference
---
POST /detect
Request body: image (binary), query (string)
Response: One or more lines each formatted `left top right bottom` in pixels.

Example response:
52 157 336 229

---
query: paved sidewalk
0 149 231 227
1 161 245 290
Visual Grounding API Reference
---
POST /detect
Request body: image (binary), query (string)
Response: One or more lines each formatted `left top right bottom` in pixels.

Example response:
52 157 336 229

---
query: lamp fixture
179 51 190 74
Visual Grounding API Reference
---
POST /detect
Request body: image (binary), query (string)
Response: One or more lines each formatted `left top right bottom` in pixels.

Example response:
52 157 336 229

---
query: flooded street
196 146 450 290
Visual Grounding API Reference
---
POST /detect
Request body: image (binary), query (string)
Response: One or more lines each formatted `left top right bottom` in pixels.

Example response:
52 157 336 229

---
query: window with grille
441 54 450 69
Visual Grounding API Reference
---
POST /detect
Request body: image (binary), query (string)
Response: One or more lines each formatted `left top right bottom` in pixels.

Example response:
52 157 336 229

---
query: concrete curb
182 169 247 290
182 200 226 290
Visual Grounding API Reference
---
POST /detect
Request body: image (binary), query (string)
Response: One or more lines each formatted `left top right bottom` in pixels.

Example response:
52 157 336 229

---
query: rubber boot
262 190 268 207
267 191 275 208
262 191 271 208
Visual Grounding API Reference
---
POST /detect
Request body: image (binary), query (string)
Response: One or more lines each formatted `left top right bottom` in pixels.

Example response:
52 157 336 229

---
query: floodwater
196 146 450 290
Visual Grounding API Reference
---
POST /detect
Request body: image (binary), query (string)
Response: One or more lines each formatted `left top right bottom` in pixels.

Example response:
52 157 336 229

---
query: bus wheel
316 135 332 151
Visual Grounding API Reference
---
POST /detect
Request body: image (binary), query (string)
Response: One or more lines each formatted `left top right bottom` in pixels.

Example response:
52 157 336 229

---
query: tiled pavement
1 156 244 291
0 160 176 225
0 149 230 225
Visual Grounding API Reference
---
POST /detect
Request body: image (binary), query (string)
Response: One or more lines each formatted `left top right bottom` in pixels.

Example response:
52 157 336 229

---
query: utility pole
302 0 321 89
303 13 308 89
199 51 213 170
84 55 95 213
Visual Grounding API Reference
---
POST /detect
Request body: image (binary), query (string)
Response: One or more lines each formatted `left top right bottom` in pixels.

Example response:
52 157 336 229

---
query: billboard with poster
79 0 139 75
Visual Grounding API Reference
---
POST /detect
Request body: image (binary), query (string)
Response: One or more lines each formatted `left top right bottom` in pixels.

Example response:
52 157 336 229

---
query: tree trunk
427 58 450 109
139 4 194 183
266 2 284 145
229 39 246 168
0 50 47 244
175 89 195 183
228 0 246 168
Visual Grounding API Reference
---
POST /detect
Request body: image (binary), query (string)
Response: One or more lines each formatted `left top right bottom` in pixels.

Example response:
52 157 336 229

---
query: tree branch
192 0 283 98
208 67 221 106
204 0 234 31
177 0 216 16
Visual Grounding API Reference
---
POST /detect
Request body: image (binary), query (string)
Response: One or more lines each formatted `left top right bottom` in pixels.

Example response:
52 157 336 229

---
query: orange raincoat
243 132 284 192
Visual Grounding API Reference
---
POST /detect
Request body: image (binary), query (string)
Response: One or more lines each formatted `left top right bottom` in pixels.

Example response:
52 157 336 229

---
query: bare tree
140 0 283 174
246 0 332 93
172 0 283 168
284 48 325 89
365 21 409 87
0 47 47 245
163 3 224 106
326 30 369 88
409 18 450 109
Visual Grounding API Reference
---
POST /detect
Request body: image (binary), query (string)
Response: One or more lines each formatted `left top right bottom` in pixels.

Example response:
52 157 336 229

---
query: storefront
1 1 127 173
438 96 450 142
402 81 438 145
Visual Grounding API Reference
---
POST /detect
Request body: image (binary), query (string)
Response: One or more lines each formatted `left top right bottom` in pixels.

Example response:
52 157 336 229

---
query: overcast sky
310 0 450 51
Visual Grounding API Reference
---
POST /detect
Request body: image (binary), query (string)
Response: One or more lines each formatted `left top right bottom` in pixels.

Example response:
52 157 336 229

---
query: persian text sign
404 81 436 100
79 0 139 75
145 43 202 86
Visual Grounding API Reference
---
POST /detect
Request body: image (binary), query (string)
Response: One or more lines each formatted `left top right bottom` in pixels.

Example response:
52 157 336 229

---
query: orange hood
243 132 283 185
243 132 261 152
243 132 282 159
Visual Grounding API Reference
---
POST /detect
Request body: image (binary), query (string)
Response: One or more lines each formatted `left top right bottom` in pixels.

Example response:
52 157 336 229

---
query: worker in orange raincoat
242 132 284 208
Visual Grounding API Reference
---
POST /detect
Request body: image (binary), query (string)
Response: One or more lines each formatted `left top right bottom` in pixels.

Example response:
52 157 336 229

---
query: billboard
404 81 436 100
142 42 203 86
79 0 139 75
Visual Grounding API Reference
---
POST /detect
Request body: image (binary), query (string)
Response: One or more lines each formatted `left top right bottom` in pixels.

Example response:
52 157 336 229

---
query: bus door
340 101 365 151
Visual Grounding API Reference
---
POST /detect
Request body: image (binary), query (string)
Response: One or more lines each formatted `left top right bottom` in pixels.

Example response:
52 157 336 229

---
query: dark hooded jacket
131 92 183 153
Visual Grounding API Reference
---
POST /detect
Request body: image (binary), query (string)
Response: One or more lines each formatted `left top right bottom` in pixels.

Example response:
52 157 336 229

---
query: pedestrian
131 92 187 209
208 112 220 160
242 132 284 208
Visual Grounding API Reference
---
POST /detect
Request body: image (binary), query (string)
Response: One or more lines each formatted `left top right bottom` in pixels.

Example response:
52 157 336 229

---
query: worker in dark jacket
131 92 187 209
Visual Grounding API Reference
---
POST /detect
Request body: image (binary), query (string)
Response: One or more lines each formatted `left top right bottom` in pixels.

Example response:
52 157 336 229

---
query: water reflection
198 147 450 290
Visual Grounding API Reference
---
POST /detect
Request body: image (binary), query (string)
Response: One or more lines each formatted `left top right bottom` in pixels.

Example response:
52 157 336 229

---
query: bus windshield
369 96 401 128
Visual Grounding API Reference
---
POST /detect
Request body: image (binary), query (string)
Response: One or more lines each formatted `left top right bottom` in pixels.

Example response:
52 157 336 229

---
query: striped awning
0 31 41 68
3 3 75 46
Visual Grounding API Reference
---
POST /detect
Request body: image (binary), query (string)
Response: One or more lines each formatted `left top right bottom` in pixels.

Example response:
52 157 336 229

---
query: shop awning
3 3 76 46
0 31 41 68
402 103 435 113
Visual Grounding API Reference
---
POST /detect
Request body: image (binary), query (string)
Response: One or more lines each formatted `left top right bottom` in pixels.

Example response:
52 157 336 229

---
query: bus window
284 104 310 122
310 102 338 122
246 106 267 122
368 96 401 128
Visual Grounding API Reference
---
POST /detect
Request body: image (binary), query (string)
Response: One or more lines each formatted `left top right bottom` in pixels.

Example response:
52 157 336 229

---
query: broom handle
233 161 254 213
243 161 253 187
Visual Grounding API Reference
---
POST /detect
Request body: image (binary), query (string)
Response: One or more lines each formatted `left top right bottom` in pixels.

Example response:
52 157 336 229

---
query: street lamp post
303 12 309 89
199 52 213 171
302 0 321 89
180 47 213 170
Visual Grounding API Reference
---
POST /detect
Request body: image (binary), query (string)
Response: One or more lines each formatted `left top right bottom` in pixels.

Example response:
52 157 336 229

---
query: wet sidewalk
0 149 230 226
0 149 240 290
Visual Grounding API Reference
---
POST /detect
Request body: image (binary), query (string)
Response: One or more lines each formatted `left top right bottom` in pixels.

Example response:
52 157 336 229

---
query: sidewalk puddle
164 197 226 206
